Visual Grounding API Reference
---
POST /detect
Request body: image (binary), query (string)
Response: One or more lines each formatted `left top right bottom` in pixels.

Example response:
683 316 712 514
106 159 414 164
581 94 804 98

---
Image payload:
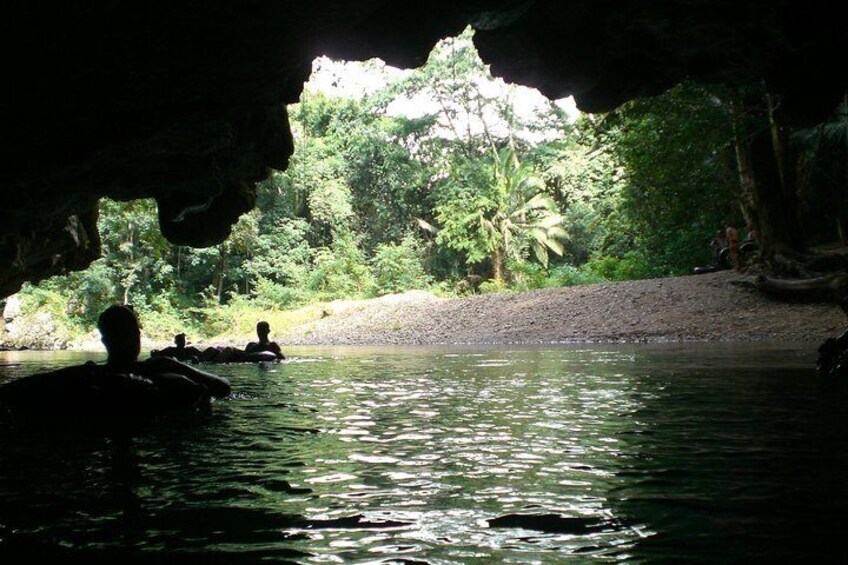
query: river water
1 343 846 563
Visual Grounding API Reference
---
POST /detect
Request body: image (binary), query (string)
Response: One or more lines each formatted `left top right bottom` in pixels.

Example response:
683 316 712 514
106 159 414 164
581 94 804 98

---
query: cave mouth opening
3 4 848 345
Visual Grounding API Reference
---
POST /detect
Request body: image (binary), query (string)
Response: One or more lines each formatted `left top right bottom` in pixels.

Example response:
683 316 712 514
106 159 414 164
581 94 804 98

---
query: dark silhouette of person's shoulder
151 346 177 358
244 341 284 359
268 342 285 359
151 346 199 363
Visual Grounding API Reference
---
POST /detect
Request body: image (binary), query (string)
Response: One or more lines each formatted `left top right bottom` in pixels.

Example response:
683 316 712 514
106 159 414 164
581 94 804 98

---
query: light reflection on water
1 343 847 563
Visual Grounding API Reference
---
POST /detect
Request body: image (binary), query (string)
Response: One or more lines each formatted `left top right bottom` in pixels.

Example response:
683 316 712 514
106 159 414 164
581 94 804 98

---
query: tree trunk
123 222 135 305
841 94 848 243
731 93 804 263
749 127 805 258
730 95 760 233
731 92 805 262
766 93 789 198
215 245 226 303
755 273 848 302
837 208 848 245
766 93 806 243
492 246 504 283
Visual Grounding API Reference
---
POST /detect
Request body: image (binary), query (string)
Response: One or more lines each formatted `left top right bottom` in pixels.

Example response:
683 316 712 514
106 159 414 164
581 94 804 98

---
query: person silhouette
725 224 740 268
0 305 230 420
151 333 201 363
707 229 727 269
244 321 285 360
98 305 231 398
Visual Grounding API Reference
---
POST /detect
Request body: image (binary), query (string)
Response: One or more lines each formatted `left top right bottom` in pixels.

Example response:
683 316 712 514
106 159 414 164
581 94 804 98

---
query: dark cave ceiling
1 0 844 296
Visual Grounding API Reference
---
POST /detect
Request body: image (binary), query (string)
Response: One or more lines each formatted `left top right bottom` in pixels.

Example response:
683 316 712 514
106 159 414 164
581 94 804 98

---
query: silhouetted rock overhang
2 0 844 296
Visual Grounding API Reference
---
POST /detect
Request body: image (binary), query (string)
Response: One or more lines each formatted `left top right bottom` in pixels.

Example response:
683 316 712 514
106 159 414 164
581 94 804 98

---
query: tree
729 88 806 263
537 120 621 266
98 198 174 306
286 91 430 254
591 83 739 276
790 96 848 245
432 148 566 282
370 234 431 295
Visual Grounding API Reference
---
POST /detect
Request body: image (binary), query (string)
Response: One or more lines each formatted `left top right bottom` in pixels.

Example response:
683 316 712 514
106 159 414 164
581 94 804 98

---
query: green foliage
792 98 848 245
10 35 760 350
370 235 432 295
538 126 622 265
134 299 198 341
251 277 308 310
584 252 657 281
39 259 117 322
98 198 175 305
507 261 606 292
10 284 85 348
591 83 737 274
286 91 430 253
309 178 355 234
545 264 607 287
243 217 312 289
478 279 508 295
505 260 550 292
18 284 67 317
434 147 566 281
307 234 374 299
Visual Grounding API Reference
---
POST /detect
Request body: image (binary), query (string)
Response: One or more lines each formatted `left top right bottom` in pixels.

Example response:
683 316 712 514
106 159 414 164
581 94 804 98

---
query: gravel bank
280 271 845 346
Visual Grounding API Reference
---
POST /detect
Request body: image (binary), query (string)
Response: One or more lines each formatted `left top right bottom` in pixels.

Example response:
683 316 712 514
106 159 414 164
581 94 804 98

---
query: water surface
1 343 846 563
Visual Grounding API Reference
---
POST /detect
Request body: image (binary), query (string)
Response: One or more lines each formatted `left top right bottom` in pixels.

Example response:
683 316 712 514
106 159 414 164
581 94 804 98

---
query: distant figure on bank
150 333 202 363
245 321 286 360
725 224 740 268
744 225 758 244
738 224 760 266
709 230 728 267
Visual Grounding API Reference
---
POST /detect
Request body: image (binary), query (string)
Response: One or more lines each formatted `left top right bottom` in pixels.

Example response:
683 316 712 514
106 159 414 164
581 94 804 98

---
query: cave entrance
3 26 848 347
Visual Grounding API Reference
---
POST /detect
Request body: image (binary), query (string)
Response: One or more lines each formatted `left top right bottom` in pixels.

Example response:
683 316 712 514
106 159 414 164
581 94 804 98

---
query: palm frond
537 214 565 229
416 217 440 234
531 241 549 268
544 238 564 256
546 225 568 239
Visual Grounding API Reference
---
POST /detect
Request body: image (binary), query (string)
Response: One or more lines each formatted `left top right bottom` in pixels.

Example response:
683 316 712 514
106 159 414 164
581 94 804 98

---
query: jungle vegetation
12 28 847 343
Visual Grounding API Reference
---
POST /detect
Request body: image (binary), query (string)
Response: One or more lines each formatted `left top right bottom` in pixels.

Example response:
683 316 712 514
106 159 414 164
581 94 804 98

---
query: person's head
97 305 141 365
256 321 270 341
174 333 187 348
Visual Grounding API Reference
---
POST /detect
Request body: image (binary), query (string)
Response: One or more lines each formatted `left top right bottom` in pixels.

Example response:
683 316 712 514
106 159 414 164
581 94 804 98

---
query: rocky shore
2 271 845 351
279 271 845 346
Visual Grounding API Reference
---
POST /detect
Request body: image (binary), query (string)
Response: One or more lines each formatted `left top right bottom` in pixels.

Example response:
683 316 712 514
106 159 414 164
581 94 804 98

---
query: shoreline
276 271 844 347
3 271 845 351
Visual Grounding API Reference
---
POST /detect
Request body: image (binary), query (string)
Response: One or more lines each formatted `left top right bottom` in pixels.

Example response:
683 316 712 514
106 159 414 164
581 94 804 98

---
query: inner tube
150 348 200 363
739 241 758 254
0 365 207 424
242 351 279 363
199 348 280 364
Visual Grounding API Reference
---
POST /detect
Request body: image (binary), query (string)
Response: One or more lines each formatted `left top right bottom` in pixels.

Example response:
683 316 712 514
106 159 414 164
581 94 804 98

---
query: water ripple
2 344 847 562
